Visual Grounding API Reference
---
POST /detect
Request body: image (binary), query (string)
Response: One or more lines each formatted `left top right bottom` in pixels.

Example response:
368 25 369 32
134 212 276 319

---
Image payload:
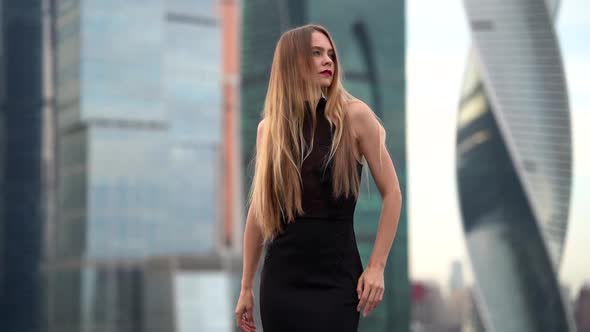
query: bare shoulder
346 99 380 135
346 99 370 116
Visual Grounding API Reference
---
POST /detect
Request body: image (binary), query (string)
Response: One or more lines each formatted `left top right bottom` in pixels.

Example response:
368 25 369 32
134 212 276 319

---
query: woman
235 24 402 332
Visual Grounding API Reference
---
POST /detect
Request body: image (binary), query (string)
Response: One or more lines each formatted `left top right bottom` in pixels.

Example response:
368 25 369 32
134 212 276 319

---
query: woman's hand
235 288 256 332
356 265 385 317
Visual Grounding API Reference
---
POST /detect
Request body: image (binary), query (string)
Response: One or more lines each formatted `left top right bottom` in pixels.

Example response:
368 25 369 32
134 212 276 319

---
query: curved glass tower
457 0 573 331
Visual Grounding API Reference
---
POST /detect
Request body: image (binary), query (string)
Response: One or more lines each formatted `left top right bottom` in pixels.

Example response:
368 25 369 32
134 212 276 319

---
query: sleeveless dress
259 97 364 332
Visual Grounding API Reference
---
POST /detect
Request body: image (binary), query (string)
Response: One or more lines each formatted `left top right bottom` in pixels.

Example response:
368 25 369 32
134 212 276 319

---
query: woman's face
310 31 335 89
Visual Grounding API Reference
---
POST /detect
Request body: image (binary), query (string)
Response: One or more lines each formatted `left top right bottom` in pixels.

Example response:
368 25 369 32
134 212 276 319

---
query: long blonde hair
249 24 381 242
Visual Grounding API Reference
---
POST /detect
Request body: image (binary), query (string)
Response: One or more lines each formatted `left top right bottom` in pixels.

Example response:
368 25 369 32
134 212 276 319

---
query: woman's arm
236 201 262 331
348 100 403 317
240 119 266 291
240 202 264 290
235 120 266 331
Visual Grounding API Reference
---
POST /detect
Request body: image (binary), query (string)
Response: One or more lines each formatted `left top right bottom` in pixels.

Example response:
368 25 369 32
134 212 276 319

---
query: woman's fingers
236 309 256 331
358 280 385 317
235 309 243 327
356 275 364 300
245 312 256 325
357 281 373 314
235 289 256 331
363 287 377 316
240 319 256 332
362 285 377 317
238 312 256 332
239 320 256 332
364 286 383 316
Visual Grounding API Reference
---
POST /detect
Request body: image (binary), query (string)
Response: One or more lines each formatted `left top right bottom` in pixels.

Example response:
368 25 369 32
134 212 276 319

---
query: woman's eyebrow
312 46 334 52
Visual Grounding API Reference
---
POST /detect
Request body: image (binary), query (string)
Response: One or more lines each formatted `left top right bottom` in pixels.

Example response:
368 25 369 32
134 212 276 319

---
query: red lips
320 70 333 76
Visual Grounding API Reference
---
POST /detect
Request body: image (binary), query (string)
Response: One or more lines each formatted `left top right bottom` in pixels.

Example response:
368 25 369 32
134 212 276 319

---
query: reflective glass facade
0 1 50 331
457 0 573 330
45 0 223 331
52 0 221 261
241 1 408 331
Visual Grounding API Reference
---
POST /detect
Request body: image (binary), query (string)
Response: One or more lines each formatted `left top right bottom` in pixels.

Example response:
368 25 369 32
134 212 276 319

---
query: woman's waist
269 222 357 253
299 198 358 218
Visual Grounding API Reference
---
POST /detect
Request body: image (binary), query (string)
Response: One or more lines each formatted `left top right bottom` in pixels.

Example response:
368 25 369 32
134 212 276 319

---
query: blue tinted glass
80 0 164 122
166 80 222 143
81 2 162 63
166 0 218 18
164 21 222 142
165 22 221 73
88 127 167 258
87 127 217 258
167 145 218 253
81 59 165 122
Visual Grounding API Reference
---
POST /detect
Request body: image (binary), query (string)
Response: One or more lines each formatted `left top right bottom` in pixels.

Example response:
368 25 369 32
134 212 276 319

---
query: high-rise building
457 0 573 331
0 1 57 331
240 1 408 331
44 1 229 331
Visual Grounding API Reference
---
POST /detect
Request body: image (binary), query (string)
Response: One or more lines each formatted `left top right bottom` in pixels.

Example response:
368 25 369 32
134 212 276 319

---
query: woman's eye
313 50 321 56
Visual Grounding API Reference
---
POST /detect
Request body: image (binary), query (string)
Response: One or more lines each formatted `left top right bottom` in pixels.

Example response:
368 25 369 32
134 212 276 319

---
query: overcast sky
406 0 590 296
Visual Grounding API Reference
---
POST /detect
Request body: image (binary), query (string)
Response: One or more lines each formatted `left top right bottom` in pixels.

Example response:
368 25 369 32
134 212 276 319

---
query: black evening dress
259 97 364 332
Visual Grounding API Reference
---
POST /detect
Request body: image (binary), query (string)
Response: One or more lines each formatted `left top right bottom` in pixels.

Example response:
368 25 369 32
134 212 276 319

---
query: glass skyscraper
240 1 408 331
0 1 56 331
457 0 573 331
44 0 228 331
